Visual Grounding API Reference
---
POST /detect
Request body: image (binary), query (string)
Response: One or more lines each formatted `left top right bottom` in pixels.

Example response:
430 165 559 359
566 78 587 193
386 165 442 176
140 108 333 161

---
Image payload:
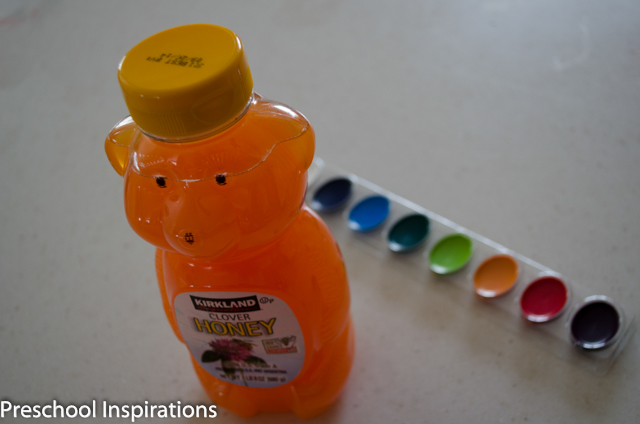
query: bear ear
105 116 137 177
288 124 316 172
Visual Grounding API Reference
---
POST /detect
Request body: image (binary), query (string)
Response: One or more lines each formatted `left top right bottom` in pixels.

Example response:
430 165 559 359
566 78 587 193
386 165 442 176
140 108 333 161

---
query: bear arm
301 213 351 343
155 248 184 343
313 254 351 344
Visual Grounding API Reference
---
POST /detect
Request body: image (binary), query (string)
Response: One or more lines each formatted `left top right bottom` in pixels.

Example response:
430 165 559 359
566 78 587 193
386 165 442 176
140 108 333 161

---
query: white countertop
1 0 638 422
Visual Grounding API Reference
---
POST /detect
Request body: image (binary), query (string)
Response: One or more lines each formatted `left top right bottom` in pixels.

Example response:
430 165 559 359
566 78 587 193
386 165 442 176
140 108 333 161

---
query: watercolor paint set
306 159 635 375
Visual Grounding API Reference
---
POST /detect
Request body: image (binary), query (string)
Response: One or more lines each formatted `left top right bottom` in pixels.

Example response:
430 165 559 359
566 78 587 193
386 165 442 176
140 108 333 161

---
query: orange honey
105 24 354 418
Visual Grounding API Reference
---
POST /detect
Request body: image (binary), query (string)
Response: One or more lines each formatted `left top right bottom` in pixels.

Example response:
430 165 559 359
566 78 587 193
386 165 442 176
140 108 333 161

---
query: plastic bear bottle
105 24 354 418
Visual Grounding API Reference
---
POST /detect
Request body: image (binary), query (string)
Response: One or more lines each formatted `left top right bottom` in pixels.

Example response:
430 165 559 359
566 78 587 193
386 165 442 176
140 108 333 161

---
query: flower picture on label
201 338 268 386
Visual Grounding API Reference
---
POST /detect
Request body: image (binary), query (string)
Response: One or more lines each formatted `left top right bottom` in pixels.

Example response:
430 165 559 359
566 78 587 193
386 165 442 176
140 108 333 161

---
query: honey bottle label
174 291 305 388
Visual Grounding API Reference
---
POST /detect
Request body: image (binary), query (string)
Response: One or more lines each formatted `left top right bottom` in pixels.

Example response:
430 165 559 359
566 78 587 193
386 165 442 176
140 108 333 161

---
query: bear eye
156 177 167 188
215 174 227 186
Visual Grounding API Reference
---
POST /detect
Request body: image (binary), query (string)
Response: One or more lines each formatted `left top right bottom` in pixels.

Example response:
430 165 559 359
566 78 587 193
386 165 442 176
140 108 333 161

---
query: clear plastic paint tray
306 159 635 375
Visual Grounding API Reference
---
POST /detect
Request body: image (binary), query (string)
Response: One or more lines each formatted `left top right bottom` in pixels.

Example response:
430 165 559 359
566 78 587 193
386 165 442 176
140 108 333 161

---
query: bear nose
172 229 196 247
183 231 195 245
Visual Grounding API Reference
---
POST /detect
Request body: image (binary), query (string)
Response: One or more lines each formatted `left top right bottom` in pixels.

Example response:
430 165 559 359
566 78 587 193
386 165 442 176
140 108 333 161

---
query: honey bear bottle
104 24 354 418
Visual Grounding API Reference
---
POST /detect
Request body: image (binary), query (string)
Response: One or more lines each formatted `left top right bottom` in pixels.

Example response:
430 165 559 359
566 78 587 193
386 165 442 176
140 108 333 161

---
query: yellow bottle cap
118 24 253 139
